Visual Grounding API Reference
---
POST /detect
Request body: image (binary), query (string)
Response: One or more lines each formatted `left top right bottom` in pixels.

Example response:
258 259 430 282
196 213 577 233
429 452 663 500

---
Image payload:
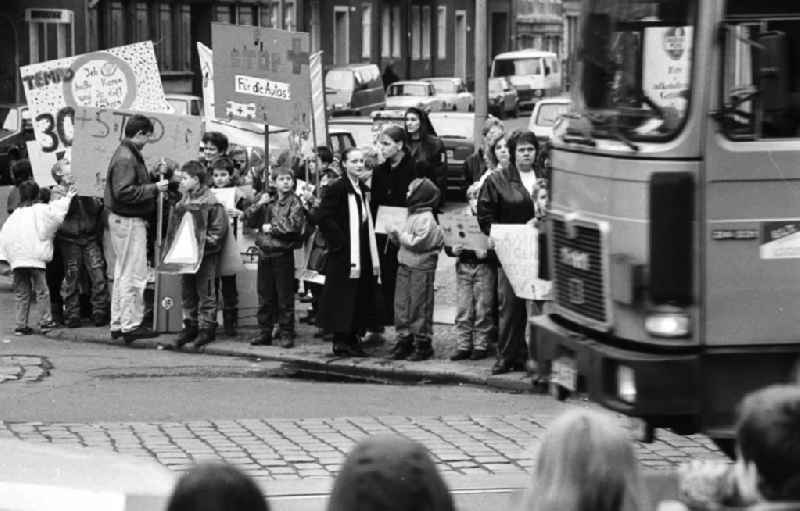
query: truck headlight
616 365 636 404
644 308 690 338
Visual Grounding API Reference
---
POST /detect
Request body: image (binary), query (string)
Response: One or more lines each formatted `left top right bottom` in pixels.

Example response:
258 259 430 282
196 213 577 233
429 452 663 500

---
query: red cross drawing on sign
286 38 309 75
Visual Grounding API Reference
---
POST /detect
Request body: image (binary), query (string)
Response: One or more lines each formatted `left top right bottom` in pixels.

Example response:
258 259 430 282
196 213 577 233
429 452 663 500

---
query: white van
490 49 562 110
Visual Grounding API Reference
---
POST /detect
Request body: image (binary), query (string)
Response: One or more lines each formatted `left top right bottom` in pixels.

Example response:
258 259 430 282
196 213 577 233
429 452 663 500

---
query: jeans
497 266 527 365
46 248 63 320
13 268 52 328
216 275 238 313
394 264 435 343
454 262 497 351
58 239 109 321
108 212 148 333
182 253 219 329
257 252 295 335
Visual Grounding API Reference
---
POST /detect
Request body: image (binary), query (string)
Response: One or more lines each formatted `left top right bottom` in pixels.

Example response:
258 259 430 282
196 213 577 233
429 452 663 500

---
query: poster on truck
760 220 800 259
642 26 692 115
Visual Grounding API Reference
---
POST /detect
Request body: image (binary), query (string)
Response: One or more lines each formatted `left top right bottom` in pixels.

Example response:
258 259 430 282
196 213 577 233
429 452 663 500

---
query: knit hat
327 435 454 511
407 178 440 213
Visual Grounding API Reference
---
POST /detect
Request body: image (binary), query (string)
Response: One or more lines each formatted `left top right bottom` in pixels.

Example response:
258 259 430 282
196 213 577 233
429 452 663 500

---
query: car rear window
535 103 570 127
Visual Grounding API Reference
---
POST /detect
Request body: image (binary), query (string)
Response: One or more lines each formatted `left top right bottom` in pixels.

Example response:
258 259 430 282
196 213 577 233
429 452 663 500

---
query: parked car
528 97 572 178
385 81 444 112
328 116 374 148
423 77 474 112
326 64 386 117
165 94 203 117
491 49 562 110
0 104 33 185
428 112 475 194
488 77 519 119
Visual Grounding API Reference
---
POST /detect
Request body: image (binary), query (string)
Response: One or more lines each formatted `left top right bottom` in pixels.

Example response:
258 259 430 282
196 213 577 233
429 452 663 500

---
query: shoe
361 330 387 346
193 327 216 349
110 329 122 339
313 328 326 339
272 324 281 340
470 349 488 361
249 332 272 346
333 343 368 357
122 326 159 344
299 312 316 325
450 349 472 361
407 343 434 362
389 336 414 360
491 359 522 375
299 293 314 303
39 320 60 330
92 314 108 327
278 335 295 348
173 321 198 350
14 327 33 336
65 318 82 328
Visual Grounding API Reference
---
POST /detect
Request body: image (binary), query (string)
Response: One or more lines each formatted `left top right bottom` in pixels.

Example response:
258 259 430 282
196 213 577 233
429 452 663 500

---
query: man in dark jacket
105 115 168 343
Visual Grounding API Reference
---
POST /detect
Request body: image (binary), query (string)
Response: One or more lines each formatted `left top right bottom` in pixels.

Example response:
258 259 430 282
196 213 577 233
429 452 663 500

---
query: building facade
515 0 564 56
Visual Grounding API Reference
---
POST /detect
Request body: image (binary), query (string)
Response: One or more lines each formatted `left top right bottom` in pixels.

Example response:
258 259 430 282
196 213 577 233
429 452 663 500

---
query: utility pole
473 0 488 148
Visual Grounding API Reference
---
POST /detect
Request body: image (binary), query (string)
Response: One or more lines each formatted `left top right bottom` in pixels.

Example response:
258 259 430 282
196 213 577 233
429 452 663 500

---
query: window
109 1 125 47
260 2 279 27
215 4 234 24
436 6 446 59
237 5 255 26
284 1 295 31
26 8 75 63
159 4 173 70
381 7 391 58
411 6 420 59
421 6 431 59
362 5 372 59
134 2 149 42
180 5 192 70
392 6 401 58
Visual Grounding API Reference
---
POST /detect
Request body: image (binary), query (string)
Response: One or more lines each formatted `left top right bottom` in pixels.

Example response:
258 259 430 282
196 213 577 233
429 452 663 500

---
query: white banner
197 42 215 122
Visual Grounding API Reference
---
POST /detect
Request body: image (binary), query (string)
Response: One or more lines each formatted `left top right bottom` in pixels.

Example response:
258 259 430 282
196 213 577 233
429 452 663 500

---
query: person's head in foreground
526 409 647 511
166 462 269 511
327 434 455 511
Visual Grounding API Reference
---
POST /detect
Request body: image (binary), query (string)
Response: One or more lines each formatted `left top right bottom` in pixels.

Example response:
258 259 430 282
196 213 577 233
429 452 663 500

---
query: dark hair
227 146 248 167
202 131 229 154
737 385 800 501
17 180 40 204
180 160 208 185
11 159 33 186
381 125 407 148
124 115 155 138
507 130 539 168
316 146 334 164
340 146 363 164
404 107 438 138
211 157 236 175
320 168 339 182
166 462 269 511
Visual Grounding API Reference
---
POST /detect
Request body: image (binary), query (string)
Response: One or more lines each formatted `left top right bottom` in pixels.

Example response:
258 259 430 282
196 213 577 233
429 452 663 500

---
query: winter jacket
50 184 103 244
0 196 71 270
461 149 490 196
408 134 446 184
244 191 308 257
169 186 229 256
393 179 444 271
104 139 159 218
370 153 420 217
476 164 536 235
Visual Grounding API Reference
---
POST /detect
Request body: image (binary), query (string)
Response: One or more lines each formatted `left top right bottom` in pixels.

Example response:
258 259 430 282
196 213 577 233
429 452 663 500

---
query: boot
173 320 199 350
407 338 434 362
193 325 216 349
278 331 295 348
249 330 272 346
389 336 414 360
222 310 237 337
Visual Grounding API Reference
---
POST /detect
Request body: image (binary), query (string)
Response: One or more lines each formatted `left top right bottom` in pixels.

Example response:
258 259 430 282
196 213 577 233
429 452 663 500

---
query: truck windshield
571 0 697 141
494 58 543 77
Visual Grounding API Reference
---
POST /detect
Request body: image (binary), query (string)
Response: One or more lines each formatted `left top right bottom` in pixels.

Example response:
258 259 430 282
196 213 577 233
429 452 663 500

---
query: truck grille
517 88 536 102
550 214 611 330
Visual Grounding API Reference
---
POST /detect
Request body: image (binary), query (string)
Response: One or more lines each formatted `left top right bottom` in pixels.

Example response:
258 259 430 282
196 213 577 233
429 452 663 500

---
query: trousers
108 212 148 333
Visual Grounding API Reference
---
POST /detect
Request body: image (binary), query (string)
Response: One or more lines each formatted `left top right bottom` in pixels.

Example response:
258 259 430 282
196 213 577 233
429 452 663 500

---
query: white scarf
348 186 381 281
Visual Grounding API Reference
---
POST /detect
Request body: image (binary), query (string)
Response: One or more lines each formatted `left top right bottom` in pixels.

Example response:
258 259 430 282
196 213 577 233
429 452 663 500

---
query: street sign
212 24 312 132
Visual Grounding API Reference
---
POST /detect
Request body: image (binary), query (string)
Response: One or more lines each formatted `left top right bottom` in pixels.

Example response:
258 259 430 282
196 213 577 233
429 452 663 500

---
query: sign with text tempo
212 24 312 131
71 107 203 197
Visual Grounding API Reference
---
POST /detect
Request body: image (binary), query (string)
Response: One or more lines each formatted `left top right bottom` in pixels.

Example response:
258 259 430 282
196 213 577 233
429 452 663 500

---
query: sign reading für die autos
211 24 312 131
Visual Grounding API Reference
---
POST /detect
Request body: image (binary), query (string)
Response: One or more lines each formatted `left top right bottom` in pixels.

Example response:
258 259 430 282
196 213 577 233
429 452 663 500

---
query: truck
535 0 800 454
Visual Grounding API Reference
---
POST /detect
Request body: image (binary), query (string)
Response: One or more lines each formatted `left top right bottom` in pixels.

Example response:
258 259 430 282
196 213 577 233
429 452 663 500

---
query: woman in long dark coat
404 107 446 200
371 126 419 326
313 147 384 357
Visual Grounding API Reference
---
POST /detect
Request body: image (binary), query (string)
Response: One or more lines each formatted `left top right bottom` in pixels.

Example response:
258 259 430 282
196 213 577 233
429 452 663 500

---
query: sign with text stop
212 24 312 132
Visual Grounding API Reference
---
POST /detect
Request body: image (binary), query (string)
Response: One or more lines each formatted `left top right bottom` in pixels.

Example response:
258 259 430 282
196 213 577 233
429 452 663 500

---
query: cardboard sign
440 210 489 252
71 107 203 197
374 206 408 235
642 26 693 115
491 223 550 300
20 41 171 170
211 188 238 211
212 24 312 131
760 220 800 259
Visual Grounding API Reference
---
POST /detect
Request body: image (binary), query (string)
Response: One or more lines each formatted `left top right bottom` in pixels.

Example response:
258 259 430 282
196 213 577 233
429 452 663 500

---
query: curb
43 328 537 393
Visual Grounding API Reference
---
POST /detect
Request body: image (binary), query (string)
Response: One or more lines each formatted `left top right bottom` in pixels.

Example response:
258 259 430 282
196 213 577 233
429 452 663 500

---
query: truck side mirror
757 31 789 115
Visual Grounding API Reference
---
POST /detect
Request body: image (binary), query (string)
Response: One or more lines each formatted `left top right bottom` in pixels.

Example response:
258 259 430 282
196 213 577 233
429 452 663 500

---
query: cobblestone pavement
0 415 726 482
0 355 50 383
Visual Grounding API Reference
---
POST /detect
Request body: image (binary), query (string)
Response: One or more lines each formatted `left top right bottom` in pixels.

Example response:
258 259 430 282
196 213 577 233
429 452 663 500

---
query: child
50 159 109 327
243 166 308 348
445 184 497 361
209 157 247 337
387 178 445 361
169 161 229 350
0 180 75 334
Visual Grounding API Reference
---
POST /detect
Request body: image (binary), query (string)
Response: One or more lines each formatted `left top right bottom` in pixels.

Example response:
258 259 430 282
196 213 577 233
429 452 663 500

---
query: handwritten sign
71 107 203 197
212 24 312 131
491 223 550 300
197 42 215 122
374 206 408 235
211 188 238 210
643 26 692 115
440 210 489 252
20 41 171 169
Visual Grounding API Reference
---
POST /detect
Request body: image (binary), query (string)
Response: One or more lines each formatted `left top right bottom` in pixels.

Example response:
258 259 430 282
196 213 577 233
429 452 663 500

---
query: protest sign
375 206 408 235
440 210 489 252
211 188 238 210
71 107 203 197
26 141 58 186
197 42 215 122
20 41 171 168
212 24 312 131
643 26 692 115
490 223 551 300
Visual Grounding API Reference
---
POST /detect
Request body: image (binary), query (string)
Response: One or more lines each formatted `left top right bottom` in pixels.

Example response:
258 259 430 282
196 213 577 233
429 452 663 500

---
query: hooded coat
393 178 444 271
0 195 71 270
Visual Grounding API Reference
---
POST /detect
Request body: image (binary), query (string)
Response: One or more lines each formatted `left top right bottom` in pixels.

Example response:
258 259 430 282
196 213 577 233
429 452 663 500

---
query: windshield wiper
606 127 639 151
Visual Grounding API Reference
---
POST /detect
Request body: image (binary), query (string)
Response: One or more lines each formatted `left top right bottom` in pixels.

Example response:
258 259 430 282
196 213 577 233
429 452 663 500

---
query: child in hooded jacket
0 180 75 334
387 178 445 361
